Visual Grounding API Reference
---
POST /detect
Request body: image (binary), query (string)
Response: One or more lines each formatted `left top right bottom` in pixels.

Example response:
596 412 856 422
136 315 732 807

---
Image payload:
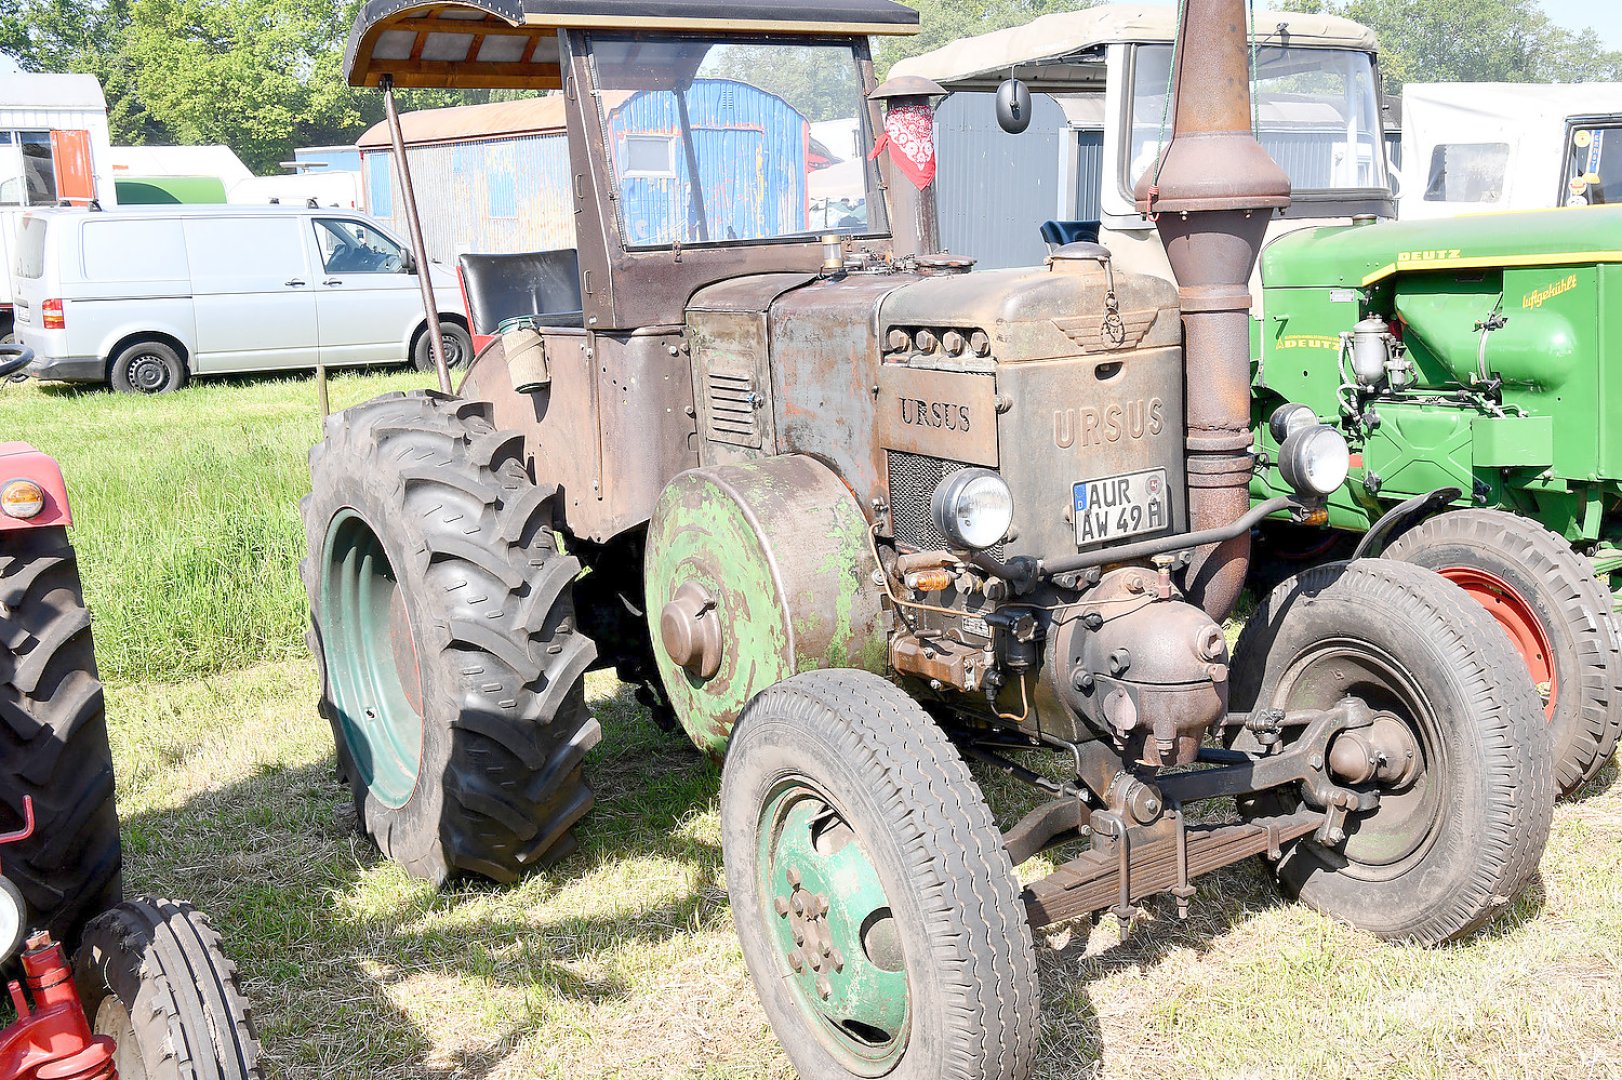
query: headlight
1269 402 1320 444
1278 424 1351 496
1 479 44 519
0 876 25 966
931 468 1014 551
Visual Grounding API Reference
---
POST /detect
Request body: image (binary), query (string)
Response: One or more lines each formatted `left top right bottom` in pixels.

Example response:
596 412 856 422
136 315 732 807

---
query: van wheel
111 341 189 394
413 322 473 373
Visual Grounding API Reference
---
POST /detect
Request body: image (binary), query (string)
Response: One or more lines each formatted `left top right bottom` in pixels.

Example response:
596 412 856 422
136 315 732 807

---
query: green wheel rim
319 509 425 809
757 780 910 1074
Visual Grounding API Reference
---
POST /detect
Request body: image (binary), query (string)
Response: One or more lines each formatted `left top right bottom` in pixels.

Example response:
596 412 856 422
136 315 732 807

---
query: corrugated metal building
359 81 809 263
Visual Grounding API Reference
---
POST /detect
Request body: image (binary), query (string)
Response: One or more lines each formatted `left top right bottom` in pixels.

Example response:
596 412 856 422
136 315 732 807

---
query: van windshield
15 215 46 279
588 34 883 249
1127 44 1387 197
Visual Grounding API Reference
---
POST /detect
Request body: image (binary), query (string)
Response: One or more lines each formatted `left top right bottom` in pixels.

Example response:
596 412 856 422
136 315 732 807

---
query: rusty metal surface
890 632 994 694
460 325 698 542
687 273 817 463
1023 810 1321 927
771 271 922 507
874 366 999 466
1122 0 1292 621
1047 569 1229 766
643 456 887 756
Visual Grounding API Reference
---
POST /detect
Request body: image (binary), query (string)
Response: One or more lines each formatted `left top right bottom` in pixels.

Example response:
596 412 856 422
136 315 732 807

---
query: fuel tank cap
915 253 975 276
1048 241 1113 272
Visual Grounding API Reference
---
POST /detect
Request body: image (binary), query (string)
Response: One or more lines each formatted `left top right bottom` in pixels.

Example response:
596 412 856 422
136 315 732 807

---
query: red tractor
0 346 262 1080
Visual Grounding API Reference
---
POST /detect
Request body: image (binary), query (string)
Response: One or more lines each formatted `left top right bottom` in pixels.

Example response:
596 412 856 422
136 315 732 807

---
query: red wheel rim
1440 566 1557 720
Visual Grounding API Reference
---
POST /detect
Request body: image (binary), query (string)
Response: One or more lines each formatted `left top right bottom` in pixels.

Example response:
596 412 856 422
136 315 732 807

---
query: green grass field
4 373 1621 1079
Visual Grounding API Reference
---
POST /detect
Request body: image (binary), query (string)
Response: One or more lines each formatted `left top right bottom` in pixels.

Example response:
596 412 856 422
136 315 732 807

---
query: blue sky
1133 0 1622 51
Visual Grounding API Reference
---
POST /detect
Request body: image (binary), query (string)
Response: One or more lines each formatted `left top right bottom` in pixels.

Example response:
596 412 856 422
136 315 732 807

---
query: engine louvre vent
886 450 1007 559
705 368 762 447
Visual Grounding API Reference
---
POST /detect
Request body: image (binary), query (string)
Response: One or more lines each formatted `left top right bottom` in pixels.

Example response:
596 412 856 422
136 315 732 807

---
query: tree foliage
1281 0 1622 90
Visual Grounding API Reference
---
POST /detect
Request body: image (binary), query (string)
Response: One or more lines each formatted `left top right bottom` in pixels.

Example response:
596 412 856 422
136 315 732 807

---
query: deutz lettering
900 398 972 432
1054 398 1165 449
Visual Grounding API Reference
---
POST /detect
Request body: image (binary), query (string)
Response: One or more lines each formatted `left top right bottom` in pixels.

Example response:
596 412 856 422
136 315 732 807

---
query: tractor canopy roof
345 0 919 89
1260 205 1622 288
891 3 1375 91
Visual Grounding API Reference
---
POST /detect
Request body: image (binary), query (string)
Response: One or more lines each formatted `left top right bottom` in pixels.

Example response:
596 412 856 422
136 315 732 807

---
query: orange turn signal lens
1 480 45 519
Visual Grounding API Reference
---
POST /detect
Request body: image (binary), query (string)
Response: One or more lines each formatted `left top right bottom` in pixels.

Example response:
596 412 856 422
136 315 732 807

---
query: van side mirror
402 251 418 274
996 78 1032 135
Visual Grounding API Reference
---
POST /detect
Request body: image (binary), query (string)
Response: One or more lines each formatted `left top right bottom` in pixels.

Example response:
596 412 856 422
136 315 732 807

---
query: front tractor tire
0 525 122 948
1383 509 1622 795
302 391 601 884
75 898 264 1080
721 671 1039 1080
1232 560 1554 944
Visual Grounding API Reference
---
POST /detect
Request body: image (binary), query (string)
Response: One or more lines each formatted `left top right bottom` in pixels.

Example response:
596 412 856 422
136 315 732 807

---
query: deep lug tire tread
301 390 600 884
1232 559 1554 944
1384 508 1622 794
75 897 263 1079
0 525 122 947
721 670 1039 1080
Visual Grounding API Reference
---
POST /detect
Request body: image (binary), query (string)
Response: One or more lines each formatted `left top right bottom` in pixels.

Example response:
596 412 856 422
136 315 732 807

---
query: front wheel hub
1328 711 1422 789
761 784 909 1073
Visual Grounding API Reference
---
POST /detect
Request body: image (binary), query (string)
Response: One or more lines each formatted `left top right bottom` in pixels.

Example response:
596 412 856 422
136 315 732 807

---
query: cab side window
313 218 406 274
1563 125 1618 207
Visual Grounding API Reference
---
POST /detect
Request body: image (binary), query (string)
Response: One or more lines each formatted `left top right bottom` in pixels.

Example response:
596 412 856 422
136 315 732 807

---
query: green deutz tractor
306 1 1556 1075
1251 206 1622 798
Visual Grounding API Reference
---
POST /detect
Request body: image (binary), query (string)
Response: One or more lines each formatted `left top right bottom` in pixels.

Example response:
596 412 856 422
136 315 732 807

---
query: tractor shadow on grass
112 678 1552 1079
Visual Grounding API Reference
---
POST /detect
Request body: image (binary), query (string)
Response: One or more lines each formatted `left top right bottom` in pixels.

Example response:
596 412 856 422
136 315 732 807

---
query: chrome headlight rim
1278 423 1352 497
930 467 1015 551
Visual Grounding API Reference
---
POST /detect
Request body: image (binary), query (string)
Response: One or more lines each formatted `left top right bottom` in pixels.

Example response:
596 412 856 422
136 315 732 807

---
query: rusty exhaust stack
1134 0 1290 621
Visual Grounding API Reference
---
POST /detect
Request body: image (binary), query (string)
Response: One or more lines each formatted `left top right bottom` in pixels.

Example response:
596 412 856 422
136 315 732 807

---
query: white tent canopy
892 3 1376 91
1399 82 1622 217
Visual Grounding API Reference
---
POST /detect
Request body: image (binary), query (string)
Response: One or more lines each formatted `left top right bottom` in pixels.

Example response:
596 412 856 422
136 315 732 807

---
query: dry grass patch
106 662 1622 1080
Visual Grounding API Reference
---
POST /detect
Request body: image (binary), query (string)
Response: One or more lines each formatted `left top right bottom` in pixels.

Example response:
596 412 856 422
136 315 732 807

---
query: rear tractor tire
301 391 601 884
1231 559 1554 944
721 670 1040 1080
1383 509 1622 795
75 897 263 1079
0 525 122 949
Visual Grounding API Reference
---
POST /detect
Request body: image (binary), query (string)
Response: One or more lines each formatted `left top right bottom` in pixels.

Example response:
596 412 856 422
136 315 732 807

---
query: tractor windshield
1126 43 1387 199
588 34 882 249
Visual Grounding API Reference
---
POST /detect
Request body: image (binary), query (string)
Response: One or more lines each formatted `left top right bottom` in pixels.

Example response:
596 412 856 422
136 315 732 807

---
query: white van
14 205 471 393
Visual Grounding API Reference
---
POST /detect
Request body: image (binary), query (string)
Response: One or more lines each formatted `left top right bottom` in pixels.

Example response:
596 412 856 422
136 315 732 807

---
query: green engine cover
1253 205 1622 544
644 455 888 757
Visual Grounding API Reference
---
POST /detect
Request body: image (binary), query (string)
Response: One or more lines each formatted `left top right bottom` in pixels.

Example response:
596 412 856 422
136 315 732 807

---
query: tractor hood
1261 205 1622 289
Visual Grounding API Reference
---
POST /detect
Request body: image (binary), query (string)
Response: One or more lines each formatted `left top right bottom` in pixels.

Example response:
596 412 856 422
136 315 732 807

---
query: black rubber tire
0 525 122 949
110 340 189 394
1231 559 1554 944
721 670 1040 1080
301 391 601 884
412 321 474 373
1384 509 1622 796
75 897 263 1080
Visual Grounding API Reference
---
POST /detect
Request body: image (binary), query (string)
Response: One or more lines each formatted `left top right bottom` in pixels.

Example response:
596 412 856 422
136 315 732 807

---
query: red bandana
870 102 937 189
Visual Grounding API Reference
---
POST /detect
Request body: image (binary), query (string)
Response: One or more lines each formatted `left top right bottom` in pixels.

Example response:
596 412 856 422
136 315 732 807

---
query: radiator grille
886 450 1007 559
705 369 761 447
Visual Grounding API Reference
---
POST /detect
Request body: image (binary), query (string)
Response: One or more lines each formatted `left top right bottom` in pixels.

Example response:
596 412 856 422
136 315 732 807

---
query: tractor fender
1351 487 1462 561
0 442 71 531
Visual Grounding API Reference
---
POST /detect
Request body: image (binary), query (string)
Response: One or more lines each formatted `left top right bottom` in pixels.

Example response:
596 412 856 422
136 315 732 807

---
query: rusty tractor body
308 3 1555 1075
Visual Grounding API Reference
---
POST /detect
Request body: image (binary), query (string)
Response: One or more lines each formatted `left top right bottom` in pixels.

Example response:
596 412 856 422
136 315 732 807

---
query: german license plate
1073 468 1169 546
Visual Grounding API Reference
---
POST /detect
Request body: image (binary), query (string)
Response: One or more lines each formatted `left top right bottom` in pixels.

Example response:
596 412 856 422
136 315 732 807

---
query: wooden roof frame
345 0 920 89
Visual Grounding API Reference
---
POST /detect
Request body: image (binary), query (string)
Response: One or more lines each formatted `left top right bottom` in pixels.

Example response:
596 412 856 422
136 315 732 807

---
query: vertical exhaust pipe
1134 0 1290 621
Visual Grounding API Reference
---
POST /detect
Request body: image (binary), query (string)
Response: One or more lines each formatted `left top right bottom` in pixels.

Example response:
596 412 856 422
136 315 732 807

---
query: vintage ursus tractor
0 345 262 1079
307 2 1554 1076
1250 209 1622 798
